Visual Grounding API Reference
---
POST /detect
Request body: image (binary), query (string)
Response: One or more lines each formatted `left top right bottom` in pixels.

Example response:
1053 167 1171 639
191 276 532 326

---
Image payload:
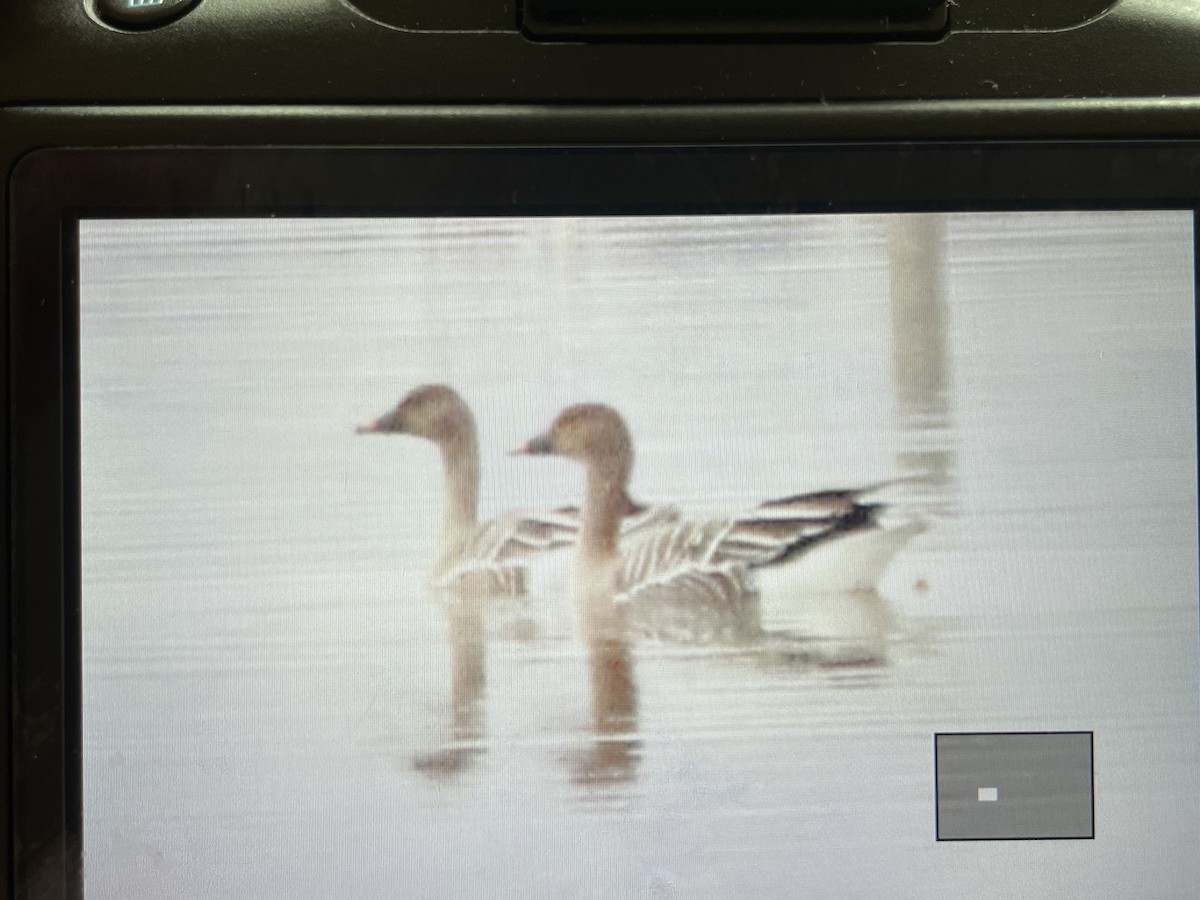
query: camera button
95 0 200 28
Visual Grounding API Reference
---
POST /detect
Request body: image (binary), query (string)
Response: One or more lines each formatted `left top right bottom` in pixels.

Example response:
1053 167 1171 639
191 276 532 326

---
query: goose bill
510 432 554 455
355 410 405 434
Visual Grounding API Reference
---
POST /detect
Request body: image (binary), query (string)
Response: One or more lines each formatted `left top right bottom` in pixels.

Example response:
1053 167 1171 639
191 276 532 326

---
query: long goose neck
581 456 630 562
439 421 480 547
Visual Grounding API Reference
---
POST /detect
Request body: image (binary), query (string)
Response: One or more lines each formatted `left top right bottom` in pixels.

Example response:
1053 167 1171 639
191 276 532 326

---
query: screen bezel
7 142 1200 897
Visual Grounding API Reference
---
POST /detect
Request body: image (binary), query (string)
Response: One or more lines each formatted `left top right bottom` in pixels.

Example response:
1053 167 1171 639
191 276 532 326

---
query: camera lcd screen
74 209 1198 897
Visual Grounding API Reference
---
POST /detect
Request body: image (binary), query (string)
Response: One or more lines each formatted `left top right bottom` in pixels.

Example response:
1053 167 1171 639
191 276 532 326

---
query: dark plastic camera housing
2 1 1200 898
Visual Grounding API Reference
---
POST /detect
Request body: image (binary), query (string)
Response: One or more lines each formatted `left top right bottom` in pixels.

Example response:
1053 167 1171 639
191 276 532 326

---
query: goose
513 403 924 643
356 385 674 598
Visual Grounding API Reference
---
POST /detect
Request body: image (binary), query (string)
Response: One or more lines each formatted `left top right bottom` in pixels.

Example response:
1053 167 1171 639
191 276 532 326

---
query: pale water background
80 211 1199 898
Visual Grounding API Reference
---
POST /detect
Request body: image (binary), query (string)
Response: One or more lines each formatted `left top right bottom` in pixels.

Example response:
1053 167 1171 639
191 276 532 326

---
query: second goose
513 403 923 643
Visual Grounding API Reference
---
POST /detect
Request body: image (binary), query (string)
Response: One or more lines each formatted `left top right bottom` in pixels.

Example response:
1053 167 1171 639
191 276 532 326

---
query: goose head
356 384 474 446
514 403 634 476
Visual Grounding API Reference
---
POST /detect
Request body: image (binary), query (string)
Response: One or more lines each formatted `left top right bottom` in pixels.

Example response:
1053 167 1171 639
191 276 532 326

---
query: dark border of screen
6 143 1200 897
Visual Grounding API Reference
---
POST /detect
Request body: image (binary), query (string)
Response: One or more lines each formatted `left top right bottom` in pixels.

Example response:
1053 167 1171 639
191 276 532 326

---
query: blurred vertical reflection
887 214 958 513
571 593 641 786
412 593 487 779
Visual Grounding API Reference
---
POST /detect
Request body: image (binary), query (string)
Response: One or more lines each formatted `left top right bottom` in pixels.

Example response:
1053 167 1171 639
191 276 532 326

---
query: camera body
1 1 1199 143
3 3 1200 899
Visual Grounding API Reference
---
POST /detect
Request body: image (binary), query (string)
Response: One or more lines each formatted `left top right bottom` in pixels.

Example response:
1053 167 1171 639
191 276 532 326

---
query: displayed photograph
79 211 1198 898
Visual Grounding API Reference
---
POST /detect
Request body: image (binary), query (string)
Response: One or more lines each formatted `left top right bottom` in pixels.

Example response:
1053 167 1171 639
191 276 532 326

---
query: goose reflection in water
569 588 641 787
411 593 489 779
410 582 643 786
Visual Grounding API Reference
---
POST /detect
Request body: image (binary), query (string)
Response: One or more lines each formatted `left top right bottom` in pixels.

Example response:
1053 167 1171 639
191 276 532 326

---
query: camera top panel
345 0 1108 35
0 0 1195 105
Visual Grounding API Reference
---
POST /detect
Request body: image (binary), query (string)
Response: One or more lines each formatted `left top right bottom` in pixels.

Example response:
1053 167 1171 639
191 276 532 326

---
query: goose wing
466 508 581 564
706 488 883 570
432 509 583 597
614 519 760 643
468 502 682 566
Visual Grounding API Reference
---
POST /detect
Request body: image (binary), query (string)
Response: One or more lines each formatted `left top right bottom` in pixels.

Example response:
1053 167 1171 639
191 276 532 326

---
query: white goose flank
357 385 672 599
513 403 924 643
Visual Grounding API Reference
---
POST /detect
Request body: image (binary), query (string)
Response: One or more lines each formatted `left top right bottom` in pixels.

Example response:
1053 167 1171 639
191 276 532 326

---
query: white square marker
978 787 999 802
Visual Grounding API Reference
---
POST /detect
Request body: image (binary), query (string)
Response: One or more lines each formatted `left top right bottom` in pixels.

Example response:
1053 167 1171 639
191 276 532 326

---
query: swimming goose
513 403 922 643
356 385 673 597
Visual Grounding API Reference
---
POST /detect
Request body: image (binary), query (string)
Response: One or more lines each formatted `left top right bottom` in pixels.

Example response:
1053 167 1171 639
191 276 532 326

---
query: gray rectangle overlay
936 732 1094 840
